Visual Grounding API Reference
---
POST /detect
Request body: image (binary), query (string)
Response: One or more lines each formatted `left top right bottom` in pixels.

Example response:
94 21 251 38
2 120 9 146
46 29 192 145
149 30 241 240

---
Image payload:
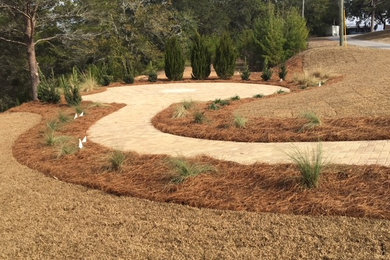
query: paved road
329 35 390 49
84 83 390 166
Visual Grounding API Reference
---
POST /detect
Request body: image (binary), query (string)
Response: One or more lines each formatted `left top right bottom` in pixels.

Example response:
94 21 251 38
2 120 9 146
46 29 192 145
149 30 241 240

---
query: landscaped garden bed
10 101 390 220
152 97 390 142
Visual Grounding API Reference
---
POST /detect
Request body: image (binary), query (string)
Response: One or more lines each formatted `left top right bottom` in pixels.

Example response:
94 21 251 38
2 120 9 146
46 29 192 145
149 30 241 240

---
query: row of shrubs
165 33 291 82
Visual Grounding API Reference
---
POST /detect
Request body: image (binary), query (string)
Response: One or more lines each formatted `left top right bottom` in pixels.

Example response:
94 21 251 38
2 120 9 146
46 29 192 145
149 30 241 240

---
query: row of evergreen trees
164 7 308 81
165 33 237 81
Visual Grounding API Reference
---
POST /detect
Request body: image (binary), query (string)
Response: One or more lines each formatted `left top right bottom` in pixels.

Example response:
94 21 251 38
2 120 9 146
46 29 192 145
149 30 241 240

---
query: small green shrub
241 62 251 81
101 75 112 86
214 99 230 106
213 33 237 79
209 103 220 110
194 111 206 124
148 71 158 82
279 63 288 80
60 75 82 106
253 94 264 98
164 37 185 81
38 73 60 104
261 58 273 81
300 112 321 131
169 157 216 184
277 89 286 94
234 115 248 128
288 144 325 188
191 32 211 80
123 74 135 84
109 150 127 171
230 95 240 101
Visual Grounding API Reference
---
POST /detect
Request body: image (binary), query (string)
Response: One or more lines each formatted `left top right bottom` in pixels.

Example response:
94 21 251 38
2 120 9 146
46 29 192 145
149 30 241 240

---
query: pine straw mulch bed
152 97 390 142
10 101 390 220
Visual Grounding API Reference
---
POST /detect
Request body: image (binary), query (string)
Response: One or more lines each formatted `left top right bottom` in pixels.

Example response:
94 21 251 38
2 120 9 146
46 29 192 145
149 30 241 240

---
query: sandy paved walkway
84 83 390 165
1 112 390 259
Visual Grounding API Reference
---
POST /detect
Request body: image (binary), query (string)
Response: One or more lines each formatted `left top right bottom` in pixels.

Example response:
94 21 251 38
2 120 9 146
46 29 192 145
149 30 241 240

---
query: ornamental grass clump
300 112 321 132
234 115 248 128
169 157 216 184
109 150 127 171
288 144 326 188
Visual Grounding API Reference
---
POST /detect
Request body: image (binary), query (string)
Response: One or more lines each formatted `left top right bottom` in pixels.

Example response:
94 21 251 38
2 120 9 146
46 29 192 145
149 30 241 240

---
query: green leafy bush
193 111 206 124
253 94 264 98
191 32 211 80
261 59 273 81
241 63 251 80
164 37 185 81
279 63 288 80
284 8 309 59
60 75 82 106
213 34 237 79
38 73 60 104
123 74 135 84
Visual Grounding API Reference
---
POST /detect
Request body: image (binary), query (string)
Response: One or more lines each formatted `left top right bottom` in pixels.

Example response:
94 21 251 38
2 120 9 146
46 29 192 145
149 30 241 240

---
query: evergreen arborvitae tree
164 37 185 81
191 33 211 80
213 34 237 80
284 8 309 59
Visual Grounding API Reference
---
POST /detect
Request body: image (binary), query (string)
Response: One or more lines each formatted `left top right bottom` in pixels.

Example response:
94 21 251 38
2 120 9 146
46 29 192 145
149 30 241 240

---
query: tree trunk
27 41 39 101
371 9 375 32
25 11 39 101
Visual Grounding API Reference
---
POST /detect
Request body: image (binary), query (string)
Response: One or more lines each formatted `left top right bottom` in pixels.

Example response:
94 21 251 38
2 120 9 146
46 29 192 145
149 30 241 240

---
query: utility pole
302 0 305 18
339 0 344 46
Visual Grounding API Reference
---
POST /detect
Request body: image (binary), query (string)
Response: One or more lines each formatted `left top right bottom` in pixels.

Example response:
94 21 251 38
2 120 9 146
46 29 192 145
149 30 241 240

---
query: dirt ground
236 45 390 118
1 112 390 259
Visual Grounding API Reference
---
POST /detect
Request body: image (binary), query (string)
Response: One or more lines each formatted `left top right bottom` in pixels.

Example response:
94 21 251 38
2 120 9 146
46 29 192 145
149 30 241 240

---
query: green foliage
253 94 264 98
288 144 326 188
123 74 135 84
241 62 251 80
261 59 273 81
230 95 240 101
214 99 230 106
58 112 71 123
300 112 321 131
234 115 248 128
38 72 61 104
109 150 127 171
190 33 211 80
193 111 206 124
279 63 288 80
284 9 309 59
254 6 286 67
146 61 158 82
168 157 216 184
213 34 237 79
47 119 60 131
57 143 77 158
164 37 185 81
60 74 82 106
208 103 220 110
277 89 286 94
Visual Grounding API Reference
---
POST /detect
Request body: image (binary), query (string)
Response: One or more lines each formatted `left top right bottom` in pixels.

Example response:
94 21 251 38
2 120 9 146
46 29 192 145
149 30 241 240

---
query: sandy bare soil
1 111 389 259
236 46 390 118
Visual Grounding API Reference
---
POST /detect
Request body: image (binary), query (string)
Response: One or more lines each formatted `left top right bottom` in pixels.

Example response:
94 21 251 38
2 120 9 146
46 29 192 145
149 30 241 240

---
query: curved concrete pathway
84 83 390 166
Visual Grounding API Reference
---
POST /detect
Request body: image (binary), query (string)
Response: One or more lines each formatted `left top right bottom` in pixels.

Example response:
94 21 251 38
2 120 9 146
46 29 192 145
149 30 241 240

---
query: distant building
346 16 390 34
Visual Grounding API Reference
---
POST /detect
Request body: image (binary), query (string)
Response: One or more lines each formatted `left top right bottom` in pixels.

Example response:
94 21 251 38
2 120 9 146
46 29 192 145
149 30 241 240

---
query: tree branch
0 4 30 19
35 35 60 45
0 36 27 46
